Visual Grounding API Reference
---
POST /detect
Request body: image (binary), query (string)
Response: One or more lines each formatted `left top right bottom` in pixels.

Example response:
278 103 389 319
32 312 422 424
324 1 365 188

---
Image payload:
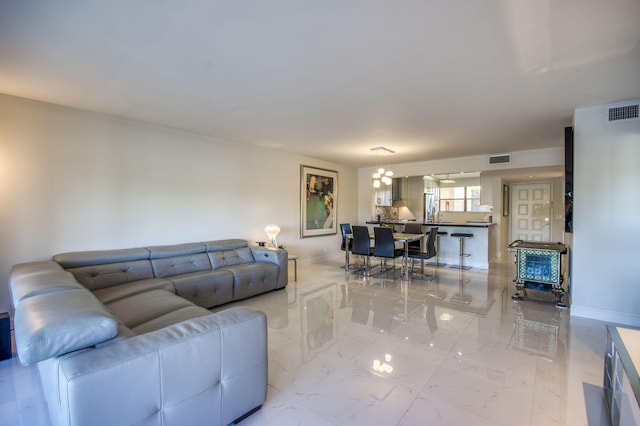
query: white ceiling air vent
489 154 511 164
606 101 639 122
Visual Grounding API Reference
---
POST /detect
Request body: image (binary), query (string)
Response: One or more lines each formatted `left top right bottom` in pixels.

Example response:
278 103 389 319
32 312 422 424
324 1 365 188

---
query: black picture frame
300 165 338 237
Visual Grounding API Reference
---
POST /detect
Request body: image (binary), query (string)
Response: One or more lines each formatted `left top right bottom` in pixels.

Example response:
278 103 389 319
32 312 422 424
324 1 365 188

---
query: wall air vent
606 102 639 122
489 154 511 164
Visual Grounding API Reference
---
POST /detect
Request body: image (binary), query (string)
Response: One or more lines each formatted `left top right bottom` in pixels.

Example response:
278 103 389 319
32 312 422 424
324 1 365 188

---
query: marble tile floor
1 257 612 425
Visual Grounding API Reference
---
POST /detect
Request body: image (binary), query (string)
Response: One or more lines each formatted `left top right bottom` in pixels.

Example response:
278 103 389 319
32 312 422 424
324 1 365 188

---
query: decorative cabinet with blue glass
509 240 568 307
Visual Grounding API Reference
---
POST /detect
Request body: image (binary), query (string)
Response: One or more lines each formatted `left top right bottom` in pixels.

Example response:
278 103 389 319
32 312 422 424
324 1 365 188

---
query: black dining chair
403 222 423 251
351 225 375 275
340 223 353 269
373 226 404 278
408 227 439 279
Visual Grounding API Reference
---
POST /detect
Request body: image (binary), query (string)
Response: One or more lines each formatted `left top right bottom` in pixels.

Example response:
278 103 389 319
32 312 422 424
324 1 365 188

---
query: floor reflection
300 284 337 361
341 264 497 334
212 257 609 425
510 298 564 360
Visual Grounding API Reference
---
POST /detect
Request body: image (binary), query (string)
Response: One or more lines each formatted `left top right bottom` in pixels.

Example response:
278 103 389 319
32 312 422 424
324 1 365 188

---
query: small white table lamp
264 224 281 248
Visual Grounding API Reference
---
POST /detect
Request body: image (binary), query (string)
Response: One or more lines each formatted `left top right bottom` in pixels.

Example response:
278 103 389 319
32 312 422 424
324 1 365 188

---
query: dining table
346 231 424 280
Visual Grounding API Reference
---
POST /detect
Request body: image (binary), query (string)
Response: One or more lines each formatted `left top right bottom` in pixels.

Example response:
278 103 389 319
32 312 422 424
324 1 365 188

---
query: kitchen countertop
616 327 640 379
609 326 640 417
366 221 496 228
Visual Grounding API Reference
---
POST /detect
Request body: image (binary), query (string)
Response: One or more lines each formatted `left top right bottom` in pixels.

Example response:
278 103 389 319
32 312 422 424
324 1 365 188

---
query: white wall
0 94 358 313
571 101 640 326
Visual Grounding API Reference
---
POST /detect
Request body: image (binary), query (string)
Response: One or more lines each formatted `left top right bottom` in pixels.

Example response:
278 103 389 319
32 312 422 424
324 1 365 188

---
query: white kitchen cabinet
374 186 392 206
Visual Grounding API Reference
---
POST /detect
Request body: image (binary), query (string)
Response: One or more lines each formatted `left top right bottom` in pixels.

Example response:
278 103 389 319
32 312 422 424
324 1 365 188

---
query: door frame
507 180 554 243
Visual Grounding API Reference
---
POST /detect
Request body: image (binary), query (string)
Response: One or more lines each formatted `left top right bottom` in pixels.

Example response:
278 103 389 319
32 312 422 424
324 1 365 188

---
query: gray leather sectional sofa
10 239 288 426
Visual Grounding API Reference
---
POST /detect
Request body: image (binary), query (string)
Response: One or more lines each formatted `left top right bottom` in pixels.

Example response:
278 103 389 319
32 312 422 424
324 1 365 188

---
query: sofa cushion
95 322 137 347
207 247 254 269
168 270 234 308
14 288 118 365
131 305 210 335
151 253 211 278
106 289 197 329
65 259 155 291
222 262 279 300
92 278 176 304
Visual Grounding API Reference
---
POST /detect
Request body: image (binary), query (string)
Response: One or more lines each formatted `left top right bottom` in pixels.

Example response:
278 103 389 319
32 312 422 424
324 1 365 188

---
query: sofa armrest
10 262 119 365
250 247 288 288
41 307 267 426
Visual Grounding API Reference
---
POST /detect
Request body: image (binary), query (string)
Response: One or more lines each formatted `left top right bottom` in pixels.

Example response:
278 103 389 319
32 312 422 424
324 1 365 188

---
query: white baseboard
571 304 640 327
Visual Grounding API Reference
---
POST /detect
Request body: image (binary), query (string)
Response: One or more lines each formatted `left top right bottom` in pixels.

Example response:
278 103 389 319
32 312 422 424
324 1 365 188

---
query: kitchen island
366 221 497 269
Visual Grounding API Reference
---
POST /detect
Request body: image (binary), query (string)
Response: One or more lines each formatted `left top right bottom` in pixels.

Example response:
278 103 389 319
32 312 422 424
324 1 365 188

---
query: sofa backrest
204 239 255 269
54 247 153 291
148 242 212 278
51 239 266 287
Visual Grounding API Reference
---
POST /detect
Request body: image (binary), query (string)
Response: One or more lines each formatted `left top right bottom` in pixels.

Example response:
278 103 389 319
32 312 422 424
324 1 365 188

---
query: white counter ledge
427 223 496 269
365 222 497 269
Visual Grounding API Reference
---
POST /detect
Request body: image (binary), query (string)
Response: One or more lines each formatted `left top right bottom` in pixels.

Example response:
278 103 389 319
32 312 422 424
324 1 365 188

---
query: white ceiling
1 1 638 168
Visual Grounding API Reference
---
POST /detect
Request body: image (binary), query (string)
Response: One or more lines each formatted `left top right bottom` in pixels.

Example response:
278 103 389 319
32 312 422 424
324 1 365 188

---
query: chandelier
371 146 395 188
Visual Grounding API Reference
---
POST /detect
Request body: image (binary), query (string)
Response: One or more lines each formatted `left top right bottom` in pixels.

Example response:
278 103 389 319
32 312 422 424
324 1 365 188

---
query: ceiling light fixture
440 174 456 184
370 146 395 188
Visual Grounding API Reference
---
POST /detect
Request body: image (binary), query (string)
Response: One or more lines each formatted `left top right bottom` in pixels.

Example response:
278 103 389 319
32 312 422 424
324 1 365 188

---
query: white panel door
510 182 552 242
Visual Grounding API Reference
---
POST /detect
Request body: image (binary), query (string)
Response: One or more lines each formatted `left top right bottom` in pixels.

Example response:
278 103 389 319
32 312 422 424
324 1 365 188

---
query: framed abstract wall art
300 165 337 237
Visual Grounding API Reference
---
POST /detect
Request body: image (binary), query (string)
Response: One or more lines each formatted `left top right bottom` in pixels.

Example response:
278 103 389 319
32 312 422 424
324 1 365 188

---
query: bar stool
449 232 473 270
426 231 448 268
